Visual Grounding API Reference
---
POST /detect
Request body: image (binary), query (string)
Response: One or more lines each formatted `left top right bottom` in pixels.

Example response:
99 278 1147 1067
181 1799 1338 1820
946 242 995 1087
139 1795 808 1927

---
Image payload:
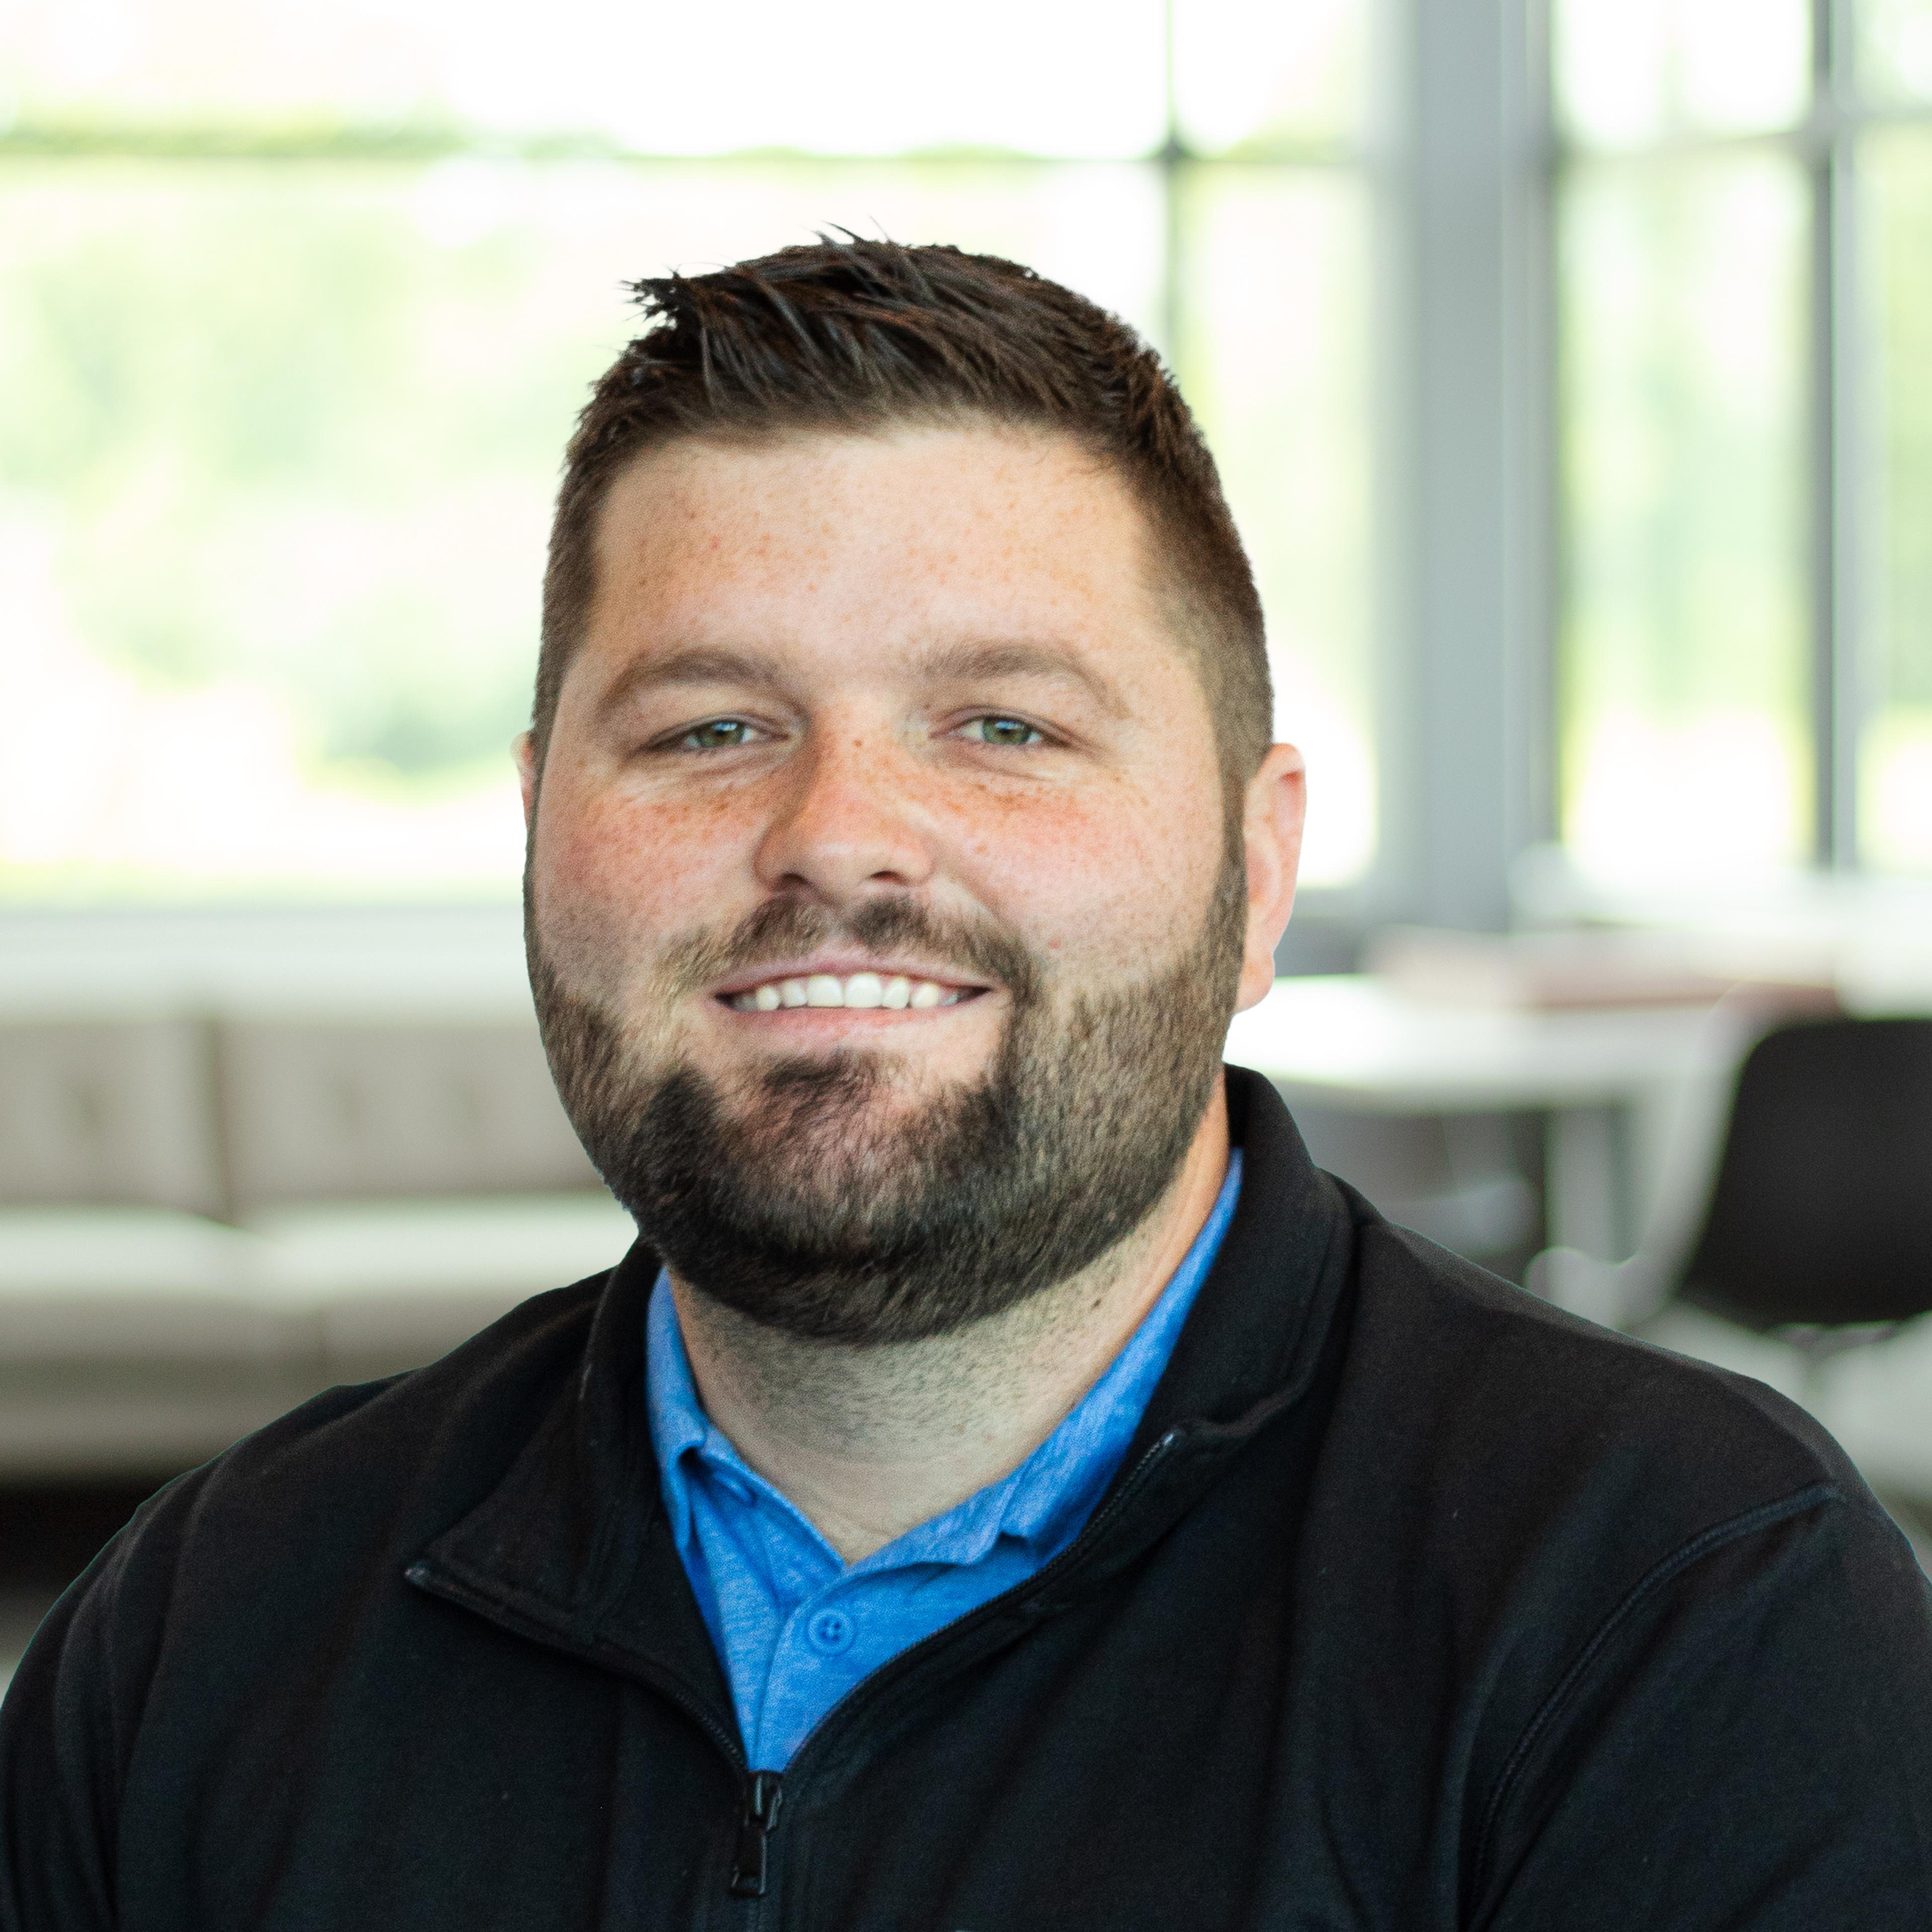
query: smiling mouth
720 971 986 1013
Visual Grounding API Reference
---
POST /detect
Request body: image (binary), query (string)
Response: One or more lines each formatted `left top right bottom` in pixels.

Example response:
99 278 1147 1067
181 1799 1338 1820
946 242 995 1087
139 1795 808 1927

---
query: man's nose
752 726 937 906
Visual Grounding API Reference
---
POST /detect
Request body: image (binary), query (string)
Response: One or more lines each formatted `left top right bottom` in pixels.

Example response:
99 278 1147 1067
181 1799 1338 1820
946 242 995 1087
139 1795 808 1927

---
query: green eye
681 718 755 751
971 716 1041 747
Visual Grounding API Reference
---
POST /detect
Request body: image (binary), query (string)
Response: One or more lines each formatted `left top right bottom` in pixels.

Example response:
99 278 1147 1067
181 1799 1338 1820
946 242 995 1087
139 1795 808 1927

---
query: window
1555 0 1932 884
0 0 1379 902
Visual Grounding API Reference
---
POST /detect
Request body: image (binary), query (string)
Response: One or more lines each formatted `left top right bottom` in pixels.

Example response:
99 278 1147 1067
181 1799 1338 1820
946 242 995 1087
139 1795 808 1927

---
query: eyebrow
593 648 783 725
912 640 1129 715
593 637 1129 724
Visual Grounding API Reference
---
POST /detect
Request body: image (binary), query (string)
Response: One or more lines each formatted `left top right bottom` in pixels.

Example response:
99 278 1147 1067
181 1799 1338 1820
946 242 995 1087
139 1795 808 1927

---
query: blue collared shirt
646 1151 1242 1769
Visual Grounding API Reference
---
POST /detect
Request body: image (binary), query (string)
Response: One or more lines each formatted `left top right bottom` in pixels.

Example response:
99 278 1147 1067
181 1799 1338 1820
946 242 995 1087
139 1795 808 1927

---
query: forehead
586 423 1171 658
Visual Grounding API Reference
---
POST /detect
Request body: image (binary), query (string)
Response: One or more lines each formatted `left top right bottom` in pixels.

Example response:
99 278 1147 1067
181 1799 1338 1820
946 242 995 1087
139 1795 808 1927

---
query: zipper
729 1770 785 1898
404 1562 777 1916
419 1427 1205 1919
702 1430 1192 1913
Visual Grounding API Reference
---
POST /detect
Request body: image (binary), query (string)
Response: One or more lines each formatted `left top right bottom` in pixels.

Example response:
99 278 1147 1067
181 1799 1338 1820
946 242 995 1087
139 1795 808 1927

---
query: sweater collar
1129 1067 1351 1453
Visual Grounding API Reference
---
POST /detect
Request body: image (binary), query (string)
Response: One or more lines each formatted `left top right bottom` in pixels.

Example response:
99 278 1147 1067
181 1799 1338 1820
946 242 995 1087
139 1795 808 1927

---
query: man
4 239 1930 1929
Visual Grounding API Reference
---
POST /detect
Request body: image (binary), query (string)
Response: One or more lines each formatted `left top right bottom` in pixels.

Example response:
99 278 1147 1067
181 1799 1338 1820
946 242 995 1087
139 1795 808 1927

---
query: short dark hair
534 238 1270 791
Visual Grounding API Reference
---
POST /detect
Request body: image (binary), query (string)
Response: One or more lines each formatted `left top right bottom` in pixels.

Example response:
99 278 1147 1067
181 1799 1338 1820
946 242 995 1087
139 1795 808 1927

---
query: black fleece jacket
4 1070 1931 1930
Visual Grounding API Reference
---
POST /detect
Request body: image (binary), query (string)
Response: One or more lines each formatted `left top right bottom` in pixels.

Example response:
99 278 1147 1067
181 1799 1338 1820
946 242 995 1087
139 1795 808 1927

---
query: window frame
1549 0 1932 876
0 0 1386 920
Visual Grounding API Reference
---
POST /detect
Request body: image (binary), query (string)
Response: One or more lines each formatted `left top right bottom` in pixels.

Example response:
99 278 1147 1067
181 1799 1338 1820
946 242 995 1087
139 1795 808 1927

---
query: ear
514 732 538 831
1235 742 1306 1013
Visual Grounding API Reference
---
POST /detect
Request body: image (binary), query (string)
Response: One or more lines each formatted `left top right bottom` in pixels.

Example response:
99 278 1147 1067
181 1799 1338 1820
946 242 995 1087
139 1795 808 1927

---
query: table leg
1545 1103 1632 1260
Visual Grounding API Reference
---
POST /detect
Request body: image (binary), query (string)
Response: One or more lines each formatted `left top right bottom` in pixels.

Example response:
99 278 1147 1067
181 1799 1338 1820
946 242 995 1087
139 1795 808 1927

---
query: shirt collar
976 1148 1244 1552
646 1149 1244 1575
643 1285 723 1554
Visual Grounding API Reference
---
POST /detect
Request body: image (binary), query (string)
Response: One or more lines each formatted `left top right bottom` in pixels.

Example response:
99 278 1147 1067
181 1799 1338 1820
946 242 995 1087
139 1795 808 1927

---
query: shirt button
806 1608 854 1655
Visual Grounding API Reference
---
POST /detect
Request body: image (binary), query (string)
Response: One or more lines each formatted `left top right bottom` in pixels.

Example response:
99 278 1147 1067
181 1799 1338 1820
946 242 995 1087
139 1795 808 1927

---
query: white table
1225 977 1732 1257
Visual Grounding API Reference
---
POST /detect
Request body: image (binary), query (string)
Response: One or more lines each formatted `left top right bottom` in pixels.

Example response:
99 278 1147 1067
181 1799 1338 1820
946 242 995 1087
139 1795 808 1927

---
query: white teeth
732 973 968 1010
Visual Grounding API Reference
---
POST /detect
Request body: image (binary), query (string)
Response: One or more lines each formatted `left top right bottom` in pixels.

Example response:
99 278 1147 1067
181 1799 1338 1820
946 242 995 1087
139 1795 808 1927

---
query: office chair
1532 1014 1932 1565
1531 1009 1932 1340
1673 1015 1932 1344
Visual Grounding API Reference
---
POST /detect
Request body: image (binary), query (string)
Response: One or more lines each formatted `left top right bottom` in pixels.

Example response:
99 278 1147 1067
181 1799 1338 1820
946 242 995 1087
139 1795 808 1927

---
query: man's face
523 423 1299 1342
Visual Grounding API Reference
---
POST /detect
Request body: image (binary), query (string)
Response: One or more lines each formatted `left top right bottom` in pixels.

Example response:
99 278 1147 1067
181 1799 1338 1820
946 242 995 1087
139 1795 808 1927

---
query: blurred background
5 0 1932 1676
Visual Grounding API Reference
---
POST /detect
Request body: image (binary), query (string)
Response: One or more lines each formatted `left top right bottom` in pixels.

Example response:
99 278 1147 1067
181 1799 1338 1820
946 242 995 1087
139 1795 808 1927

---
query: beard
528 855 1247 1347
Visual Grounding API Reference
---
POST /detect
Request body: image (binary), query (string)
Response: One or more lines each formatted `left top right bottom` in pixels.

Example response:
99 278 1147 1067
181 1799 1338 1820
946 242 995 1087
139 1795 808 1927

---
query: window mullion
1810 0 1867 868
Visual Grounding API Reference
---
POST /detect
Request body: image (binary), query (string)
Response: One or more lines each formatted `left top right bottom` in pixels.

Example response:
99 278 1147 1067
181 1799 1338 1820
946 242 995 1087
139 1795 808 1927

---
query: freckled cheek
955 800 1194 967
534 786 757 954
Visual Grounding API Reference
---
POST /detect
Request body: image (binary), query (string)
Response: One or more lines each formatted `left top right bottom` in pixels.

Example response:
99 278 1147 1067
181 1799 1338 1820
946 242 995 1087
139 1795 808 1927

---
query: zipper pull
729 1770 784 1899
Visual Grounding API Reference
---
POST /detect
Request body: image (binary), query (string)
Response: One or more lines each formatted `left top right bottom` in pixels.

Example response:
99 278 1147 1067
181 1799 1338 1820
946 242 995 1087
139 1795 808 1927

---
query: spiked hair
534 238 1270 790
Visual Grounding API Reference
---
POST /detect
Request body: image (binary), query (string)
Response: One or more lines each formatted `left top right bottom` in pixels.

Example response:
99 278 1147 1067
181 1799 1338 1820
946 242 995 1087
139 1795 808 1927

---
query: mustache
655 896 1043 1006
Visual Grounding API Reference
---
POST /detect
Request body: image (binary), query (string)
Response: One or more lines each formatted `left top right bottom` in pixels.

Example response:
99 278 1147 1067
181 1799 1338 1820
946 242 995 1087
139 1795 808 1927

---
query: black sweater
5 1071 1931 1929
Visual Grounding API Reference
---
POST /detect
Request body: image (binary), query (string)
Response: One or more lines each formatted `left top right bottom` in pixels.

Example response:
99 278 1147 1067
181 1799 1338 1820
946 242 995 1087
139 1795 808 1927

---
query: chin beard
529 868 1247 1347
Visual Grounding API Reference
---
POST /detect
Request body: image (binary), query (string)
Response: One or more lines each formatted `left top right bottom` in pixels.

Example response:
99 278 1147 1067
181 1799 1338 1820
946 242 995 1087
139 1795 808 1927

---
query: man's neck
667 1092 1233 1564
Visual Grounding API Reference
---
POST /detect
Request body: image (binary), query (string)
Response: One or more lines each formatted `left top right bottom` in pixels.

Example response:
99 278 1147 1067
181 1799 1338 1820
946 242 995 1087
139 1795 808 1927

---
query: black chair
1536 1013 1932 1342
1533 1014 1932 1563
1678 1016 1932 1339
1668 1016 1932 1562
